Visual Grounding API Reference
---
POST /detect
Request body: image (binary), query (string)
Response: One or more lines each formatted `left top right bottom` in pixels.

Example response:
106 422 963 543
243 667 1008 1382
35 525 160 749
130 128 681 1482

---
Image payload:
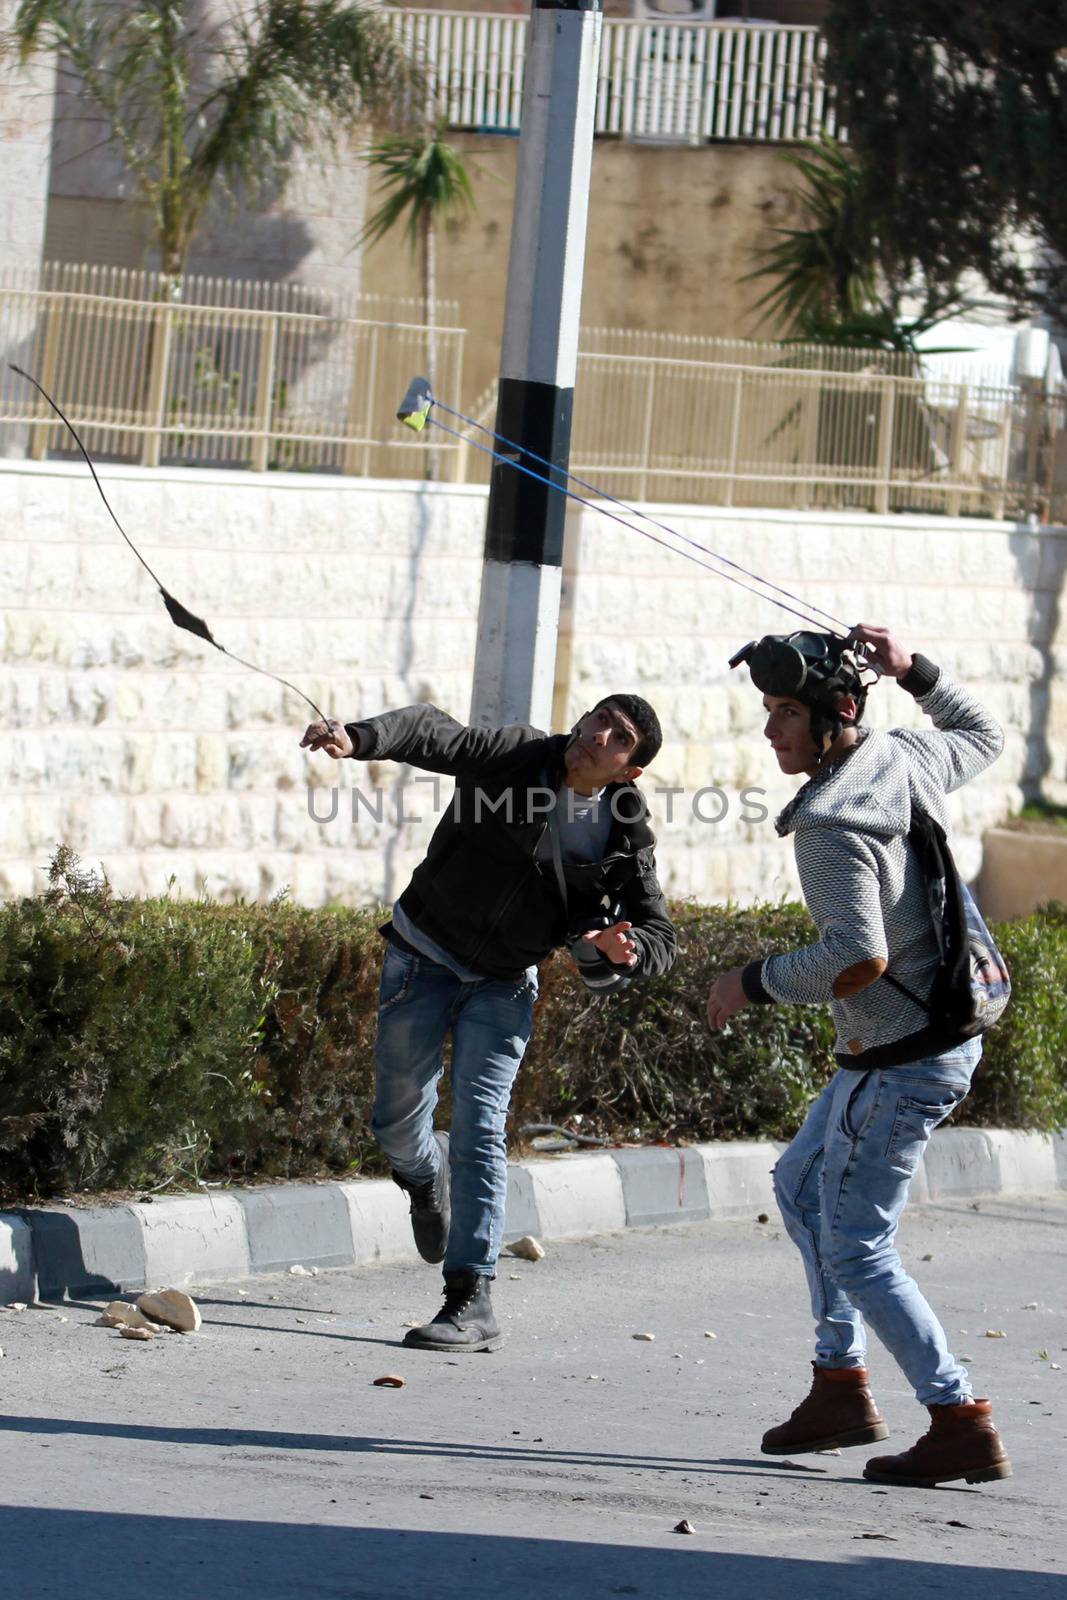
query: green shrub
0 853 1063 1200
219 899 384 1181
0 849 274 1195
0 852 387 1199
518 902 836 1143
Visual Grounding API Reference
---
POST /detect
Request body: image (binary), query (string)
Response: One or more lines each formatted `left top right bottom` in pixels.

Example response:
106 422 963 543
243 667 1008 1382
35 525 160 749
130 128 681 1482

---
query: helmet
729 631 870 754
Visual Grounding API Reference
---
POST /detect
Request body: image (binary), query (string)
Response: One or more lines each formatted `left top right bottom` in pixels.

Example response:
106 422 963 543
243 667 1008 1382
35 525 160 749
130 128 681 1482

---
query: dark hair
592 693 663 766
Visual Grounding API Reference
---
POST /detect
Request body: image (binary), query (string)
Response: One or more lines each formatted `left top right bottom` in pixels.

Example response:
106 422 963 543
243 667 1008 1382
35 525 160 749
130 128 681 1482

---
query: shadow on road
0 1411 826 1471
0 1504 1053 1600
0 1415 1000 1495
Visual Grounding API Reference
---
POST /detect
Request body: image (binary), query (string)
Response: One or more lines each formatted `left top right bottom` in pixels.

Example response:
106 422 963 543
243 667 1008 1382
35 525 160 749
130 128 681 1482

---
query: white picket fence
387 11 834 143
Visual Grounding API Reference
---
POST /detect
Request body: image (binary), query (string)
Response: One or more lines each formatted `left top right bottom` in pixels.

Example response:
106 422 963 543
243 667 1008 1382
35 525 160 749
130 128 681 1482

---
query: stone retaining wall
2 458 1065 907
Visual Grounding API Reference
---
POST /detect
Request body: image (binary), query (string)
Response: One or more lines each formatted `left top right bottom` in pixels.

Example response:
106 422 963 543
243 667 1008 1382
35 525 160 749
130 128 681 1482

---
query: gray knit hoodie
741 656 1004 1061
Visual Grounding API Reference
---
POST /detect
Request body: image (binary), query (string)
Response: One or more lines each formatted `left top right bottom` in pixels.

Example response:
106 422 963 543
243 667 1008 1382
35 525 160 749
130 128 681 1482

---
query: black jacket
345 703 678 983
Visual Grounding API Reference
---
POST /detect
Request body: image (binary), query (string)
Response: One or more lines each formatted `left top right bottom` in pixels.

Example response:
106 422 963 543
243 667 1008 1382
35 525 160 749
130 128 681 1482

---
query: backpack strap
881 801 943 1017
881 969 930 1014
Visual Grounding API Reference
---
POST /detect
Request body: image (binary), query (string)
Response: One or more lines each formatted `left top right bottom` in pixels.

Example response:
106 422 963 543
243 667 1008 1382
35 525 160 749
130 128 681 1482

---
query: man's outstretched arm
300 704 541 777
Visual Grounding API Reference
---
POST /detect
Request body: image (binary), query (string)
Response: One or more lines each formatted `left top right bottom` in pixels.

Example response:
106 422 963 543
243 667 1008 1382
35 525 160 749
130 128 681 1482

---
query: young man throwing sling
706 623 1011 1489
302 696 677 1353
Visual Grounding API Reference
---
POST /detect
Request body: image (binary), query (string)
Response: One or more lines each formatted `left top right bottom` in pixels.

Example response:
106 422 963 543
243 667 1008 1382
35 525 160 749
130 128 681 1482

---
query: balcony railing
386 11 835 143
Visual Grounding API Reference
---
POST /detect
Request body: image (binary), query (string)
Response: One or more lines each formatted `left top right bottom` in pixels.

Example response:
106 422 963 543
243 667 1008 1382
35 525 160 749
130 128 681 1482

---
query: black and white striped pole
469 0 604 729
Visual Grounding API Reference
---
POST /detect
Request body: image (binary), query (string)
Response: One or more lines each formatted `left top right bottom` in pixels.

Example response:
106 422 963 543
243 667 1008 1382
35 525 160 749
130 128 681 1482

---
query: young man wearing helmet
706 623 1012 1489
301 695 677 1352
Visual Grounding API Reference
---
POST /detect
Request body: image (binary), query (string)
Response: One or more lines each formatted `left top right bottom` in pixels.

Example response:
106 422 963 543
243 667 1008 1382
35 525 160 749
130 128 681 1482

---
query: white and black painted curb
2 1129 1064 1304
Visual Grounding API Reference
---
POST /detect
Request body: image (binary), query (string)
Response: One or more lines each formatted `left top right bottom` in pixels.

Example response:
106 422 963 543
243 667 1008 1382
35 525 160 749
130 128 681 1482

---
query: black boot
402 1270 502 1352
392 1134 450 1264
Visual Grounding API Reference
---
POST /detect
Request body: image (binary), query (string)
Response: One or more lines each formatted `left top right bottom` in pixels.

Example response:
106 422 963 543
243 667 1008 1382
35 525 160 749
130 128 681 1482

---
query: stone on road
0 1197 1063 1599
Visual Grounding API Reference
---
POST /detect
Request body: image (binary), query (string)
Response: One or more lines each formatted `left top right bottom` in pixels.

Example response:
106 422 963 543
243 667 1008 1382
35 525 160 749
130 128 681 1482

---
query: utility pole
469 0 603 729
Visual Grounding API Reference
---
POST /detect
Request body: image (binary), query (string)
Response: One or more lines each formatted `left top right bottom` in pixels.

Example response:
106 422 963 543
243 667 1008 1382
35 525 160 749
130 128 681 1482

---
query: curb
2 1129 1064 1304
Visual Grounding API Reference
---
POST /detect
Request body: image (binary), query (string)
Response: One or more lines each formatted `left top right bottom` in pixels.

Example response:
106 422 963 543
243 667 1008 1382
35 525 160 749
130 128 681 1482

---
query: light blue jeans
371 943 537 1276
772 1039 982 1406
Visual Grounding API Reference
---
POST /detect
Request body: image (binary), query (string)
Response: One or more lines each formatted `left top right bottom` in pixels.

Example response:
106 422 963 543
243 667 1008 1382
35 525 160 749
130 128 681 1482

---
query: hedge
0 848 1063 1199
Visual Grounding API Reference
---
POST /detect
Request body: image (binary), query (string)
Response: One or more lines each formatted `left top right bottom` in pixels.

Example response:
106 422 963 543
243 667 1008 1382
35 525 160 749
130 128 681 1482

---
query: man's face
564 700 644 789
762 694 819 775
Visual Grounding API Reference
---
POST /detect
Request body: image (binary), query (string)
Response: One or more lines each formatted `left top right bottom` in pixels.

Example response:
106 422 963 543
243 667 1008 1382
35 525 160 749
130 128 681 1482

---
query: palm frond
745 133 881 333
11 0 426 275
191 0 423 203
359 132 476 255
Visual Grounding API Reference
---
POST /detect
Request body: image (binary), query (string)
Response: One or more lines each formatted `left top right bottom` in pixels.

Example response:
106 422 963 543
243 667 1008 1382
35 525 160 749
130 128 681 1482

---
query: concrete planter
980 826 1067 921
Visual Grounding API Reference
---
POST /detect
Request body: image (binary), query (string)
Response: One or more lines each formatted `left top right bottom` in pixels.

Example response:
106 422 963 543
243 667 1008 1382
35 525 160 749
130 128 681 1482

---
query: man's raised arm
851 623 1004 793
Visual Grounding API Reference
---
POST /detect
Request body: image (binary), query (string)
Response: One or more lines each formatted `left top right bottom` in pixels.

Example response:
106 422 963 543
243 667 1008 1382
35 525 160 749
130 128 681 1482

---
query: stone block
982 1131 1058 1196
237 1184 355 1274
238 796 277 850
289 854 327 907
159 796 240 851
21 796 65 857
275 794 331 851
1038 532 1067 594
191 854 262 902
696 1140 781 1218
74 545 152 608
503 1164 542 1241
0 860 44 898
523 1153 626 1239
979 828 1067 920
4 611 61 663
128 796 165 850
611 1146 709 1229
0 794 25 854
24 1204 147 1298
130 1193 250 1287
1004 534 1043 591
338 1177 418 1265
64 677 110 728
57 795 127 854
921 1129 997 1199
0 1213 35 1303
0 471 23 520
3 674 34 730
18 476 73 542
1053 1132 1067 1190
0 541 28 598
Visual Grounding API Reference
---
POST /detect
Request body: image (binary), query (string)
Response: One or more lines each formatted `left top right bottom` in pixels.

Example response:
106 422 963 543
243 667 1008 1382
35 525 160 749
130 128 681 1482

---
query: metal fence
388 11 834 143
461 336 1067 522
3 266 1064 521
0 263 465 478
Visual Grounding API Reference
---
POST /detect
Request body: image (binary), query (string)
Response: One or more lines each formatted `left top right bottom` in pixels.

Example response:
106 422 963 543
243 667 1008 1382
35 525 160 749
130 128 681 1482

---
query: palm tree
8 0 423 285
747 135 969 354
359 128 475 394
747 136 880 335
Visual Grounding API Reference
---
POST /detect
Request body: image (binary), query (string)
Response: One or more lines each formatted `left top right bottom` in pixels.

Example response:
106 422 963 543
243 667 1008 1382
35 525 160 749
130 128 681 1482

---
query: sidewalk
2 1128 1065 1304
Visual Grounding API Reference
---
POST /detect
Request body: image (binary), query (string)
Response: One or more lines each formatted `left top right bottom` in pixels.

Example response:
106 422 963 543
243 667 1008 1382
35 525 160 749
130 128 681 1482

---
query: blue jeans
773 1039 982 1406
371 943 537 1276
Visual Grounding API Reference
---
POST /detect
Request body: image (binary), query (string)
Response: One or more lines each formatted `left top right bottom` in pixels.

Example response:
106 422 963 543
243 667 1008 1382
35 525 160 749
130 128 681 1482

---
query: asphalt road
2 1195 1065 1599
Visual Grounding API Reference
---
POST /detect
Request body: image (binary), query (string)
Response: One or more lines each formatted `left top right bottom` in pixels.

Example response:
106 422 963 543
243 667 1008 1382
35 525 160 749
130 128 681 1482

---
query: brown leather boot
762 1364 889 1455
864 1399 1012 1487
